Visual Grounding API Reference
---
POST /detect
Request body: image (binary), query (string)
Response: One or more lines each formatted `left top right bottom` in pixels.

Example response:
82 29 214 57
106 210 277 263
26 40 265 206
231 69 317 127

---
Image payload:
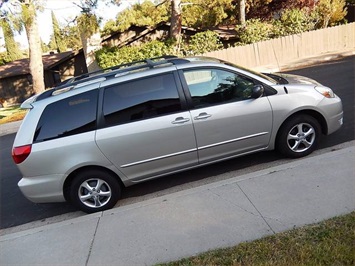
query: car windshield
223 61 279 84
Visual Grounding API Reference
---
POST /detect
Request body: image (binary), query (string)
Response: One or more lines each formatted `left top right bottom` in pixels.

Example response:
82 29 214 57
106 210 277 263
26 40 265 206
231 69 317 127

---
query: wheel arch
63 165 125 202
276 109 328 141
274 110 325 158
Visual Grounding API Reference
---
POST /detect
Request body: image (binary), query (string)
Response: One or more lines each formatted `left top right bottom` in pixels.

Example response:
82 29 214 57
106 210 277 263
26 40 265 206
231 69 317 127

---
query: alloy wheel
78 178 112 208
287 123 316 153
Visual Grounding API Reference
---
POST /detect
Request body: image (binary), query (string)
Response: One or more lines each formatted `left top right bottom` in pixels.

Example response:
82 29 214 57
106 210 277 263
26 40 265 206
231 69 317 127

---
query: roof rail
66 55 181 84
34 55 190 102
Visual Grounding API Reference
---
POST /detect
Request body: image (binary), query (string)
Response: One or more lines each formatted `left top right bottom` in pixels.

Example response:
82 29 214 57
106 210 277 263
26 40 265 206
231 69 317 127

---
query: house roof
102 22 200 48
0 51 75 79
101 23 238 49
212 26 238 40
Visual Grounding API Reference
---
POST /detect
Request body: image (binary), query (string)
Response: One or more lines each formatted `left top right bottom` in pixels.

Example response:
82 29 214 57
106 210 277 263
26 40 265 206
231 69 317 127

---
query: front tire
277 115 321 158
70 169 121 213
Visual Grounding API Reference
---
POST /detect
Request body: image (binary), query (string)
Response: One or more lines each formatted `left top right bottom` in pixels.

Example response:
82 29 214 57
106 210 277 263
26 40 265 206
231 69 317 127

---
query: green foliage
0 52 10 65
235 7 323 45
246 0 317 20
184 31 223 55
101 19 119 37
273 8 318 36
41 40 51 53
20 2 35 27
61 25 82 51
47 34 57 51
101 0 169 36
182 0 237 28
0 18 23 61
96 40 175 68
77 13 100 36
315 0 347 28
245 0 347 29
279 9 314 34
96 29 225 69
51 11 66 52
235 19 273 44
102 0 237 35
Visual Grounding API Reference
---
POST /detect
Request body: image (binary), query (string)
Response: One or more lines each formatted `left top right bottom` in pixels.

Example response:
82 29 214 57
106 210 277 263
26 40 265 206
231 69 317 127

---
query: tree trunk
170 0 182 41
24 4 45 94
80 31 101 73
238 0 246 27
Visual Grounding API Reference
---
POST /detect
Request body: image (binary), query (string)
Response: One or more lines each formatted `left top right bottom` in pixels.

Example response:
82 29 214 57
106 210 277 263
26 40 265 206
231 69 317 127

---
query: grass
157 212 355 266
0 106 27 125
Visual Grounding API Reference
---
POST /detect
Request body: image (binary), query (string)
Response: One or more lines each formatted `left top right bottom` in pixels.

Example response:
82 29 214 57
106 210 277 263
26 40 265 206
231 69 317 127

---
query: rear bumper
18 175 66 203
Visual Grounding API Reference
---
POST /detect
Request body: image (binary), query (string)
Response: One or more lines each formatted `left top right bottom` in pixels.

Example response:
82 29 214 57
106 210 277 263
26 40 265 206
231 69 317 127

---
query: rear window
34 90 98 142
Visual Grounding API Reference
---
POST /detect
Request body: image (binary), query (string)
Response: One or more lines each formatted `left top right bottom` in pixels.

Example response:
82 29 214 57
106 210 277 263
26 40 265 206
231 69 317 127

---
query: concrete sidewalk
0 144 354 266
0 120 22 137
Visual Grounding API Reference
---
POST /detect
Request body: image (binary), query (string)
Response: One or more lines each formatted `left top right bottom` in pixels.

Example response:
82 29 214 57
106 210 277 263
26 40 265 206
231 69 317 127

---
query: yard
0 106 27 124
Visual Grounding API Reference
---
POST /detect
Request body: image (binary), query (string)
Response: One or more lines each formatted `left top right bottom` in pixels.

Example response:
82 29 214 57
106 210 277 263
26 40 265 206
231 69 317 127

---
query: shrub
96 31 224 68
235 19 273 44
316 0 347 28
96 40 175 68
234 8 320 45
273 8 318 37
184 31 223 55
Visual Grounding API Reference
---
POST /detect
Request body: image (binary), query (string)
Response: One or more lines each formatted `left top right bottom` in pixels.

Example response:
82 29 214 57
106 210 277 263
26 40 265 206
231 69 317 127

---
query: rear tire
277 115 321 158
69 169 121 213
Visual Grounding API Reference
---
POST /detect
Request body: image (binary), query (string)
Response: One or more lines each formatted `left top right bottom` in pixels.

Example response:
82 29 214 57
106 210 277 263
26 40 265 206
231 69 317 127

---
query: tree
185 30 223 55
77 12 101 72
0 17 22 61
238 0 246 26
181 0 237 28
61 25 81 51
51 11 66 52
246 0 318 20
21 1 44 93
170 0 182 40
70 0 125 71
0 0 45 94
102 0 168 36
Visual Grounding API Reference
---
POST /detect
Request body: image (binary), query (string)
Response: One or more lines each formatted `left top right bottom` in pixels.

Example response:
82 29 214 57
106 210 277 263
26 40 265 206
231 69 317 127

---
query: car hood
274 73 322 86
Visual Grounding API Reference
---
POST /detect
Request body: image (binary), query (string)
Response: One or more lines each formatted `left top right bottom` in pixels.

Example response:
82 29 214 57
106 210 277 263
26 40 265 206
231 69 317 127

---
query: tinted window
34 90 98 142
103 73 181 127
183 69 255 108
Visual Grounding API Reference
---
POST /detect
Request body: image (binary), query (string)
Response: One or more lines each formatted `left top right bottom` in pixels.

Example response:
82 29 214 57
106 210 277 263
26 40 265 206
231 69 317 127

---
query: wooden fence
204 23 355 70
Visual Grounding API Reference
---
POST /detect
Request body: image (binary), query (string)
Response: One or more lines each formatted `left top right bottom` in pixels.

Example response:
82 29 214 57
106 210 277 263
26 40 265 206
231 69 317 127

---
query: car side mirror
251 85 264 99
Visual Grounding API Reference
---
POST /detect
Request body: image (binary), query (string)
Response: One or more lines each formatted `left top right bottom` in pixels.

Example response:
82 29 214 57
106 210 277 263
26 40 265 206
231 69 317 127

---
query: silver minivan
12 56 343 213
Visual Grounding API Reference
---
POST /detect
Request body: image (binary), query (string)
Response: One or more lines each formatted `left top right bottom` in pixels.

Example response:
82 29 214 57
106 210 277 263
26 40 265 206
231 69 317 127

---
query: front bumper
317 95 343 135
327 111 343 135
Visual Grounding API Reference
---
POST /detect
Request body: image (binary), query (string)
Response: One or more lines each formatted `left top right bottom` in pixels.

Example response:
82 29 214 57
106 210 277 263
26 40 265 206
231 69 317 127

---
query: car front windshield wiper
262 73 289 85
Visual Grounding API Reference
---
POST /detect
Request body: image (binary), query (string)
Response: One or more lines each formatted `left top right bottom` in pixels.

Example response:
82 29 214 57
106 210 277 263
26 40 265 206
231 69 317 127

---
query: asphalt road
1 55 354 229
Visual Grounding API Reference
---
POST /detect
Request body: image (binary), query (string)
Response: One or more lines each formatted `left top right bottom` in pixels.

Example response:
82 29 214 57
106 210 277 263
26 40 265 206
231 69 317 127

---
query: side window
34 90 98 142
103 73 182 127
183 69 255 108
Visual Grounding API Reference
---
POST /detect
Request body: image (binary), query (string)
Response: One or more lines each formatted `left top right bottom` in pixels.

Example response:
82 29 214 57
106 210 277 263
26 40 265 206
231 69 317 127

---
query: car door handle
172 117 190 124
194 112 212 120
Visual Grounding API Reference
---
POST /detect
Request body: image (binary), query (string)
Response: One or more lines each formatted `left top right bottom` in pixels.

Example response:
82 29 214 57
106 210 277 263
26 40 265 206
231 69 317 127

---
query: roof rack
35 55 190 102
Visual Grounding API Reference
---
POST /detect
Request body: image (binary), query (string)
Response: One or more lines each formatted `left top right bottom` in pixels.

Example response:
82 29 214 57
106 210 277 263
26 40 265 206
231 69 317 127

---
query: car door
95 72 198 181
181 68 273 164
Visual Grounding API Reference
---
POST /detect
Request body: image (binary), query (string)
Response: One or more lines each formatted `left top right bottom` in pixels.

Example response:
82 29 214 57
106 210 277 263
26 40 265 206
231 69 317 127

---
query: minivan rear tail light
12 145 32 164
